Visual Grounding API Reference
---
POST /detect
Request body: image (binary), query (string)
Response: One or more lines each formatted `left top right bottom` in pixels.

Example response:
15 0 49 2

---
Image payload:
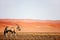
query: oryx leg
10 33 13 38
13 31 17 38
14 31 16 36
10 31 16 38
4 31 8 37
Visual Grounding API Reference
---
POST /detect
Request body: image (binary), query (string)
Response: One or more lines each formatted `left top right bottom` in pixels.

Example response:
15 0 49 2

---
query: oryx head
16 24 21 31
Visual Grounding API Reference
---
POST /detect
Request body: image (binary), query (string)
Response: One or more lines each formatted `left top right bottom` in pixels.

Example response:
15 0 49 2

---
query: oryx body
4 24 21 37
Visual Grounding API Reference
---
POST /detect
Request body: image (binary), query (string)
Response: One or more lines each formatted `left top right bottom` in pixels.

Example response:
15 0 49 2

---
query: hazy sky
0 0 60 20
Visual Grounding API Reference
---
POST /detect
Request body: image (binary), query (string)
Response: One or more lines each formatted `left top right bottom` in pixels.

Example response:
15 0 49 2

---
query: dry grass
0 32 60 40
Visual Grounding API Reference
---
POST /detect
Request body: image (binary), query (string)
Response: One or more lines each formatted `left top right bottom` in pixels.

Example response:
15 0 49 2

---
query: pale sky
0 0 60 20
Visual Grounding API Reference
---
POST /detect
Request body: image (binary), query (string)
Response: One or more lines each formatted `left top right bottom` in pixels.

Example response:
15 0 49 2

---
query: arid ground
0 32 60 40
0 19 60 32
0 19 60 40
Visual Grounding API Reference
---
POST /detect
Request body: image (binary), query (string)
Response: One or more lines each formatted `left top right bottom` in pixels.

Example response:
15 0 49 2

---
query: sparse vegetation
0 32 60 40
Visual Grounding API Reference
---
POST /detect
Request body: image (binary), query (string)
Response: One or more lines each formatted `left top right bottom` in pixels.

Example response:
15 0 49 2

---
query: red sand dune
0 19 60 32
